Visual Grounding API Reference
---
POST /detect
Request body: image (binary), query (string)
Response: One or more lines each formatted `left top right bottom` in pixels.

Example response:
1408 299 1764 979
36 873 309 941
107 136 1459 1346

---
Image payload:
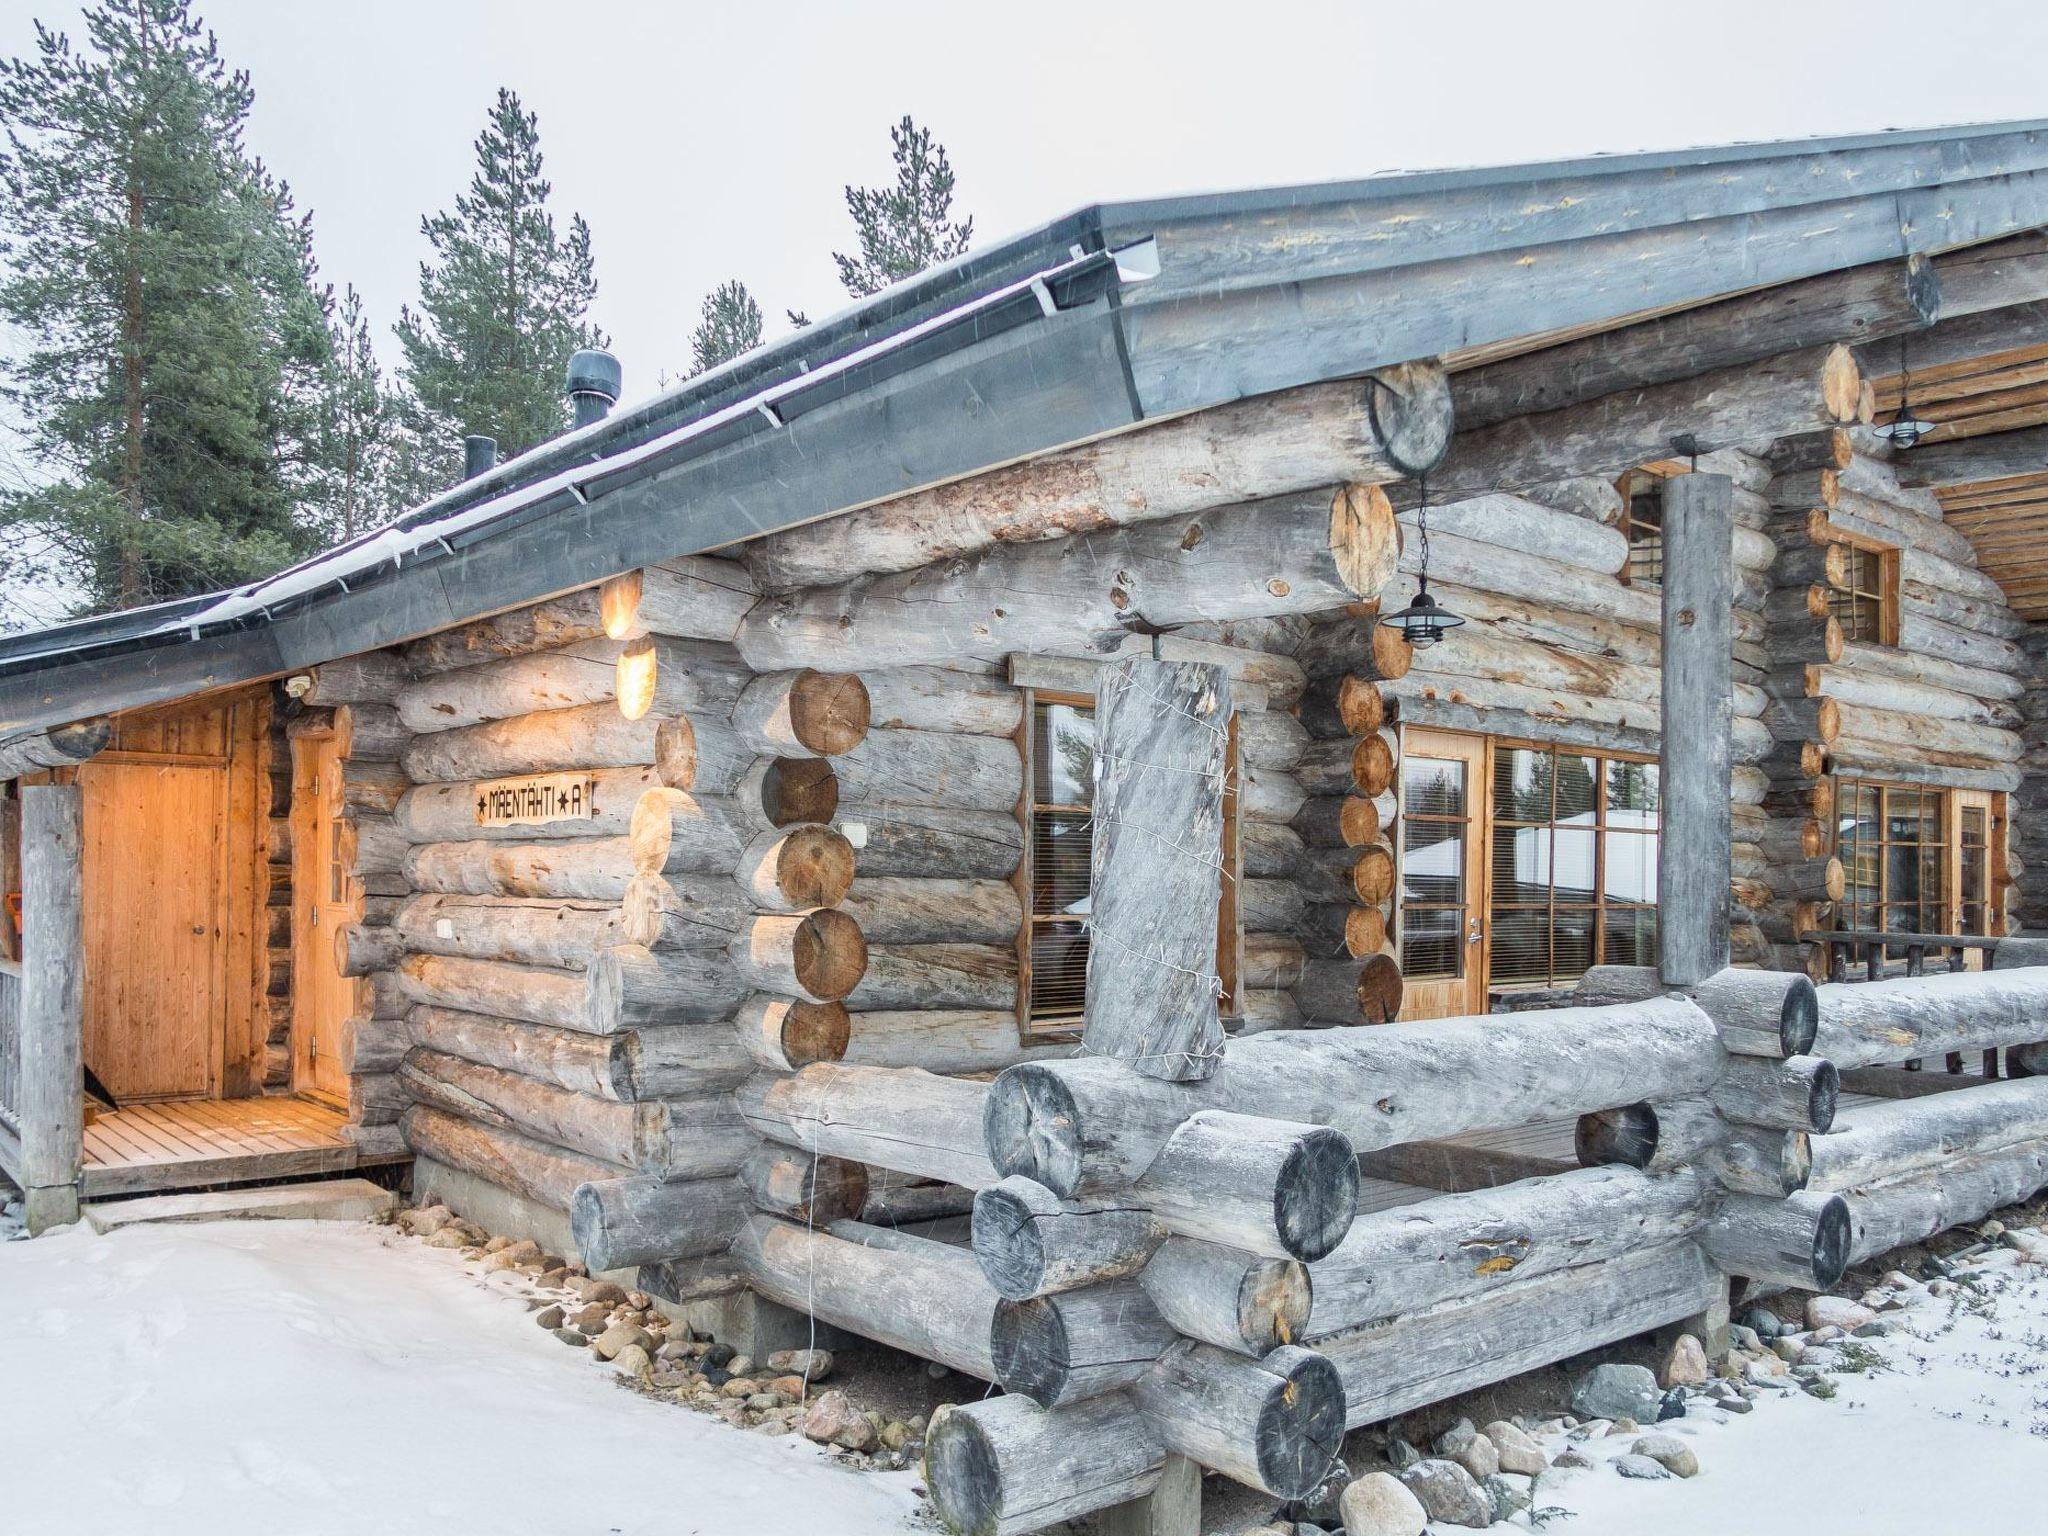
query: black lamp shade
1379 582 1465 647
1877 405 1934 449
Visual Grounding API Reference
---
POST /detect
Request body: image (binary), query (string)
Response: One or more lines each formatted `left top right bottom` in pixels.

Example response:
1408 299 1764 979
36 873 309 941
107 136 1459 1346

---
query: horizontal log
300 651 411 706
743 364 1451 590
336 702 407 762
1570 963 1817 1057
570 1174 749 1272
1814 966 2048 1068
734 995 851 1072
610 557 761 643
1310 1240 1722 1430
1305 1165 1707 1335
1808 1076 2048 1191
587 944 751 1030
740 1149 870 1225
829 730 1022 813
405 836 639 901
1139 1237 1311 1357
839 878 1022 945
861 665 1023 736
986 995 1725 1196
395 765 662 843
736 483 1404 672
1892 423 2048 488
991 1277 1182 1411
1696 1189 1852 1290
728 670 871 757
397 953 590 1031
728 909 868 1003
1293 954 1404 1025
401 701 669 782
1712 1055 1839 1134
400 1103 617 1213
738 1064 996 1188
396 636 748 734
1838 1137 2048 1266
407 1005 752 1100
1130 1112 1358 1262
848 943 1018 1010
924 1391 1166 1536
841 1010 1067 1074
1132 1341 1345 1499
831 803 1025 879
971 1176 1165 1301
386 893 627 970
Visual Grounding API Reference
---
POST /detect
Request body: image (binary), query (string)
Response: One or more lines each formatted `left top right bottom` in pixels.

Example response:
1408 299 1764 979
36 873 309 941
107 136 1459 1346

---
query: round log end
1807 1058 1840 1136
1780 974 1820 1057
1815 697 1841 743
755 997 852 1068
1337 794 1381 848
761 756 840 826
654 715 698 789
1782 1130 1813 1194
1821 345 1863 424
1345 904 1388 959
1274 1129 1360 1263
1354 734 1396 797
1369 620 1414 682
1821 856 1845 903
990 1296 1080 1407
773 825 858 909
971 1178 1054 1301
1336 676 1386 737
1800 582 1829 620
790 907 869 1000
1574 1103 1657 1169
1812 1194 1853 1289
599 569 644 640
1355 952 1403 1025
1821 615 1845 664
1365 360 1455 478
985 1065 1083 1197
1330 483 1402 601
1253 1345 1348 1500
924 1404 1007 1536
1238 1257 1314 1353
629 787 689 874
616 636 659 721
1350 844 1395 907
790 670 873 756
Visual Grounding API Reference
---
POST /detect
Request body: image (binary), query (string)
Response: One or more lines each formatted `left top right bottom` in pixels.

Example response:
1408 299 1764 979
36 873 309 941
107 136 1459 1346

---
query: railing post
19 784 84 1234
1658 472 1734 988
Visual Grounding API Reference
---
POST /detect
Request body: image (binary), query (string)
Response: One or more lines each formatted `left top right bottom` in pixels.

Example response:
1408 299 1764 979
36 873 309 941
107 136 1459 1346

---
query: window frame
1015 686 1241 1036
1616 467 1672 588
1823 531 1901 647
1833 778 1950 947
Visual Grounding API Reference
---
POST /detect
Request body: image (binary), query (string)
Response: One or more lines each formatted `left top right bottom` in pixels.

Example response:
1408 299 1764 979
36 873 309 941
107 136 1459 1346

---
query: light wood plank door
292 733 357 1103
80 760 227 1100
1397 729 1489 1020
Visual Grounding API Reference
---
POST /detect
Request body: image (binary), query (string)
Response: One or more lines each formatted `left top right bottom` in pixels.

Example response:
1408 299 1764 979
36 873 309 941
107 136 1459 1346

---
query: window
1618 470 1667 586
1021 694 1239 1030
1826 541 1898 644
1958 804 1991 938
1487 745 1660 989
1399 752 1474 980
1836 781 1948 943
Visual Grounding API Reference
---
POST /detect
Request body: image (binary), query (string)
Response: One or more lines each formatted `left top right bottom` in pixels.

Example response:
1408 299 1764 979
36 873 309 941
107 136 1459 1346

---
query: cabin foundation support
1097 1453 1201 1536
18 784 84 1236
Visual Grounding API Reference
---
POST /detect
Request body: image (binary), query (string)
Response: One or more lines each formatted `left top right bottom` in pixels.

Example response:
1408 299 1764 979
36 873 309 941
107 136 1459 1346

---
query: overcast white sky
9 0 2048 411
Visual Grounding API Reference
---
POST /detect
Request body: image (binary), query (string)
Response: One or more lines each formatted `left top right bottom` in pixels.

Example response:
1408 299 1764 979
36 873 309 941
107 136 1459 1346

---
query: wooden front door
291 732 356 1103
80 760 227 1100
1397 729 1489 1019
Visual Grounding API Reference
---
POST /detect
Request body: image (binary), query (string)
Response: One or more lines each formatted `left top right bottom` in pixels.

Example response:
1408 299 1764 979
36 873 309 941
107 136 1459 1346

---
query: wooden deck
78 1096 401 1198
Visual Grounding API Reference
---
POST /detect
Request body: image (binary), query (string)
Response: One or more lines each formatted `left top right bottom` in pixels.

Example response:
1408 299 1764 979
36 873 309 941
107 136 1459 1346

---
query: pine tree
311 286 392 543
833 115 973 299
689 280 764 375
396 88 603 462
0 1 339 611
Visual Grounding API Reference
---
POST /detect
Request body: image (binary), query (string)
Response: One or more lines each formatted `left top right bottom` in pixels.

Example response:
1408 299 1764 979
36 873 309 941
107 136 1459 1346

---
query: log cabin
8 119 2048 1533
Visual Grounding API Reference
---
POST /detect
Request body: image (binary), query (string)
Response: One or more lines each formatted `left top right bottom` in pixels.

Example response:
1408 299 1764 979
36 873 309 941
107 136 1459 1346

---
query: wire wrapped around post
1082 657 1232 1081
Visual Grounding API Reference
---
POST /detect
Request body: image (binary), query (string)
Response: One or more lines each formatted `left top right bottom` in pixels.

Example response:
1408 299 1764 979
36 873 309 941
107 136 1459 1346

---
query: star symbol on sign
477 795 487 815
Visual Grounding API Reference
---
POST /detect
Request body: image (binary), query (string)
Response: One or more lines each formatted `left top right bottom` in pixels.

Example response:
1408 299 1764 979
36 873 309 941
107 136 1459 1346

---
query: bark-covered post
19 783 84 1234
1659 472 1735 987
1084 659 1232 1081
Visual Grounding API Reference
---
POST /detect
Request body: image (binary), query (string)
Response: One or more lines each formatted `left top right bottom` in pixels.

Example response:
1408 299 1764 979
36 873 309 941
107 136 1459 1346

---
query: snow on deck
0 1219 924 1535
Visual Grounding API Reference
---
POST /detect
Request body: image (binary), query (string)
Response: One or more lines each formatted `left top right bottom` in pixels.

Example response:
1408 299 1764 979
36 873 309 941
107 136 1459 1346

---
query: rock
484 1234 513 1253
1980 1219 2006 1239
802 1391 877 1451
1631 1434 1699 1477
577 1278 629 1306
1398 1460 1492 1529
1745 1360 1788 1387
1735 1306 1781 1339
1660 1333 1709 1388
1719 1395 1754 1414
1433 1419 1478 1458
627 1289 652 1309
701 1341 736 1370
1482 1421 1548 1477
1480 1473 1530 1523
1771 1336 1805 1364
613 1343 652 1377
769 1374 809 1399
1805 1296 1876 1332
423 1227 469 1250
501 1238 542 1264
1728 1324 1764 1354
747 1393 783 1413
1449 1435 1498 1481
1613 1453 1673 1480
1385 1437 1423 1472
650 1364 696 1390
721 1378 760 1398
401 1204 454 1236
1656 1388 1689 1422
1570 1363 1662 1424
1801 1376 1838 1400
553 1327 589 1348
1341 1472 1428 1536
536 1267 572 1289
766 1346 835 1381
880 1420 915 1453
1289 1456 1352 1528
1551 1447 1592 1470
1853 1317 1902 1338
592 1321 653 1361
1606 1418 1639 1435
727 1354 756 1378
480 1251 521 1273
535 1305 565 1330
1809 1324 1845 1344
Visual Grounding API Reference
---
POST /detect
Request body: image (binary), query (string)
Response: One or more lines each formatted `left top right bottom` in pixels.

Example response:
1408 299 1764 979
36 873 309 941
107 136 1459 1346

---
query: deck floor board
78 1096 394 1197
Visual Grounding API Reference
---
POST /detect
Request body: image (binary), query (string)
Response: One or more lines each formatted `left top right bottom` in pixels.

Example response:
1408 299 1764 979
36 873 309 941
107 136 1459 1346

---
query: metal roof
6 117 2048 736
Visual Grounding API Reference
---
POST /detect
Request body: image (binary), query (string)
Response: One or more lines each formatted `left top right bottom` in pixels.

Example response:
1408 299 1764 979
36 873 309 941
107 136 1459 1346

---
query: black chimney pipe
567 348 622 429
463 434 499 481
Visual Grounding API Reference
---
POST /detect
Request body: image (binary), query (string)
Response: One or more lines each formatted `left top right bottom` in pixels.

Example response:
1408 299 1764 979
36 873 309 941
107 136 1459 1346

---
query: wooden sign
473 771 600 828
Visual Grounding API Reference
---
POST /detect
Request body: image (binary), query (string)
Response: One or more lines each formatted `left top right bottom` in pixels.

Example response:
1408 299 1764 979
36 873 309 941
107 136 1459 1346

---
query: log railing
1802 929 2006 1075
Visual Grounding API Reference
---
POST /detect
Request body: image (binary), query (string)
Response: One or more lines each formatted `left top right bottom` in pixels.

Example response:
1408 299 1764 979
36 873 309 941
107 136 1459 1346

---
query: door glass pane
1400 754 1468 981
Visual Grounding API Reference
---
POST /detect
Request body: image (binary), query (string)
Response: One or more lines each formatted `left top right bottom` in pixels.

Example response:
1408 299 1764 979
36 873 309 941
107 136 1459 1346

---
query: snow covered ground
0 1218 926 1536
6 1210 2048 1536
1524 1243 2048 1535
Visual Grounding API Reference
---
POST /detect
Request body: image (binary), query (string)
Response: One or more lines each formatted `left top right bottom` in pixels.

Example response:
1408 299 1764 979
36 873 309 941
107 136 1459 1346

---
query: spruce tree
689 280 764 375
833 115 973 298
396 88 602 462
0 1 338 611
312 286 392 543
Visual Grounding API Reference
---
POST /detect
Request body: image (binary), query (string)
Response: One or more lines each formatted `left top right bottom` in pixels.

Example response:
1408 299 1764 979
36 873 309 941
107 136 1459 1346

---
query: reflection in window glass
1488 746 1658 990
1400 754 1469 980
1836 779 1948 948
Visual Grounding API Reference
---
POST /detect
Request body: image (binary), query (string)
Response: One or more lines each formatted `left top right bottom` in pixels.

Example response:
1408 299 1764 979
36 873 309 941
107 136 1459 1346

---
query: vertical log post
20 784 84 1234
1096 1452 1201 1536
1084 659 1232 1081
1659 472 1734 988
